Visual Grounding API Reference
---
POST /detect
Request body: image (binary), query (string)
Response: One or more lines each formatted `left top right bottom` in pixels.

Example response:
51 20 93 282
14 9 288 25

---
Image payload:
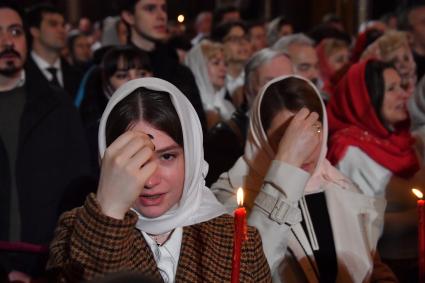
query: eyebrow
8 24 23 29
155 145 182 154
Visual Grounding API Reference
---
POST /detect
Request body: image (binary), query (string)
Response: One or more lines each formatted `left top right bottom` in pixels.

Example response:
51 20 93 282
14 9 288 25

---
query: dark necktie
46 67 61 87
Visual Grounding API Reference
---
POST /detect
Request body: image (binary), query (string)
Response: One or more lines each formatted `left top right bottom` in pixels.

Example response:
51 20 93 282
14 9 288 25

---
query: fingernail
147 134 154 139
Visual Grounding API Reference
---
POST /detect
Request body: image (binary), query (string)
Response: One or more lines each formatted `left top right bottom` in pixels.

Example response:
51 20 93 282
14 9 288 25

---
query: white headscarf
231 75 355 194
185 41 235 120
98 77 227 234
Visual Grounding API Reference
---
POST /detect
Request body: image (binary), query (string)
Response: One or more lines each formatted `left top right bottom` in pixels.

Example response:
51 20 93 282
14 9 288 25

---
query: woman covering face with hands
47 78 272 283
212 75 396 282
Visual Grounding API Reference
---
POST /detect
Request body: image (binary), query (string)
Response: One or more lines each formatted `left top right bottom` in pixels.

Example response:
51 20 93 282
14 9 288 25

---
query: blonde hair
200 40 225 61
377 30 409 58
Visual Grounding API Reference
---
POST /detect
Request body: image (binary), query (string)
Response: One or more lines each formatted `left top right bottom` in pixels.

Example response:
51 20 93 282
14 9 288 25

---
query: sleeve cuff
263 160 310 202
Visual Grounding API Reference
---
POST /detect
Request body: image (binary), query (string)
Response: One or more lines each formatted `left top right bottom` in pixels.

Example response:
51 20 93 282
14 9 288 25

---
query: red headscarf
316 39 351 97
327 60 419 178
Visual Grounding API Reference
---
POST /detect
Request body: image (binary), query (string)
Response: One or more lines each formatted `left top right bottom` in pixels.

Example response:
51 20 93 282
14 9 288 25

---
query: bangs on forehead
117 55 144 71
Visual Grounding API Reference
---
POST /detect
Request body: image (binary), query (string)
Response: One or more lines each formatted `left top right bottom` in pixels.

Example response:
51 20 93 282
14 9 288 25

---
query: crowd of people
1 0 425 282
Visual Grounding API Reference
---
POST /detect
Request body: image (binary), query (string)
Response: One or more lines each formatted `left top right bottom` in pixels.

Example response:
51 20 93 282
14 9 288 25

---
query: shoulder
337 146 390 174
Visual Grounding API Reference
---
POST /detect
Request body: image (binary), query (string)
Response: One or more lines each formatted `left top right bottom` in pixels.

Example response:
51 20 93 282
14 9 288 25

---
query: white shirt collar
31 51 63 86
142 227 183 283
226 71 245 97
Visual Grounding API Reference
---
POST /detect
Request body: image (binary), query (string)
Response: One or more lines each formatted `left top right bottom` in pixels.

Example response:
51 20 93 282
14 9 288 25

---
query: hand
96 131 157 219
275 108 321 168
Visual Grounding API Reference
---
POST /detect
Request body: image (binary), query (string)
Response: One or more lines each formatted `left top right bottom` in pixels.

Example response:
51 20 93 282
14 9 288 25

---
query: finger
117 135 154 161
108 131 154 156
293 107 310 121
127 146 155 170
137 160 158 185
305 111 320 126
107 131 139 154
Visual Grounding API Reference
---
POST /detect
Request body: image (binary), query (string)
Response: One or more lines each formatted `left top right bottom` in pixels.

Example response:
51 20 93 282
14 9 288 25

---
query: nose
399 87 409 99
128 69 139 80
144 168 161 189
158 7 167 21
0 32 14 47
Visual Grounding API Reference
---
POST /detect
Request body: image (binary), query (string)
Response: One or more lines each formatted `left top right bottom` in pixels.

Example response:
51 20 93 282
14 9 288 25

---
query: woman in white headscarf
185 40 235 129
211 75 397 282
47 77 271 283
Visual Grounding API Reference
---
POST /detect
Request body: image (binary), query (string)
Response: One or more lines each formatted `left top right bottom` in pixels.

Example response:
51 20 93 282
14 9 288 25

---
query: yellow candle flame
177 14 185 23
237 187 244 206
412 188 423 199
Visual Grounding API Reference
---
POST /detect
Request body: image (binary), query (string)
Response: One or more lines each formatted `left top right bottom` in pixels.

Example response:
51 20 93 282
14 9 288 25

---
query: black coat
0 67 92 276
26 55 83 99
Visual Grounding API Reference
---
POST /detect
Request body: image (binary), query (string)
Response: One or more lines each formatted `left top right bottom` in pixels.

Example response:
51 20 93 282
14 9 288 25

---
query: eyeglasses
224 35 249 44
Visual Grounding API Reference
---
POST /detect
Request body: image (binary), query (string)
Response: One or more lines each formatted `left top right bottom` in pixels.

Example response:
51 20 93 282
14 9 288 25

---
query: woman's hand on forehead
275 107 321 168
96 131 158 219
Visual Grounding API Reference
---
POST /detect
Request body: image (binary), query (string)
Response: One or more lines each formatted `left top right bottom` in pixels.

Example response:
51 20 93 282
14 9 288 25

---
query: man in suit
0 1 91 281
26 3 82 99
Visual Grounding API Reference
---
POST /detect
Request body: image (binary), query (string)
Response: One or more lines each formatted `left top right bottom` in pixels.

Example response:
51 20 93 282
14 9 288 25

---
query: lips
154 25 166 33
138 193 166 206
0 53 18 60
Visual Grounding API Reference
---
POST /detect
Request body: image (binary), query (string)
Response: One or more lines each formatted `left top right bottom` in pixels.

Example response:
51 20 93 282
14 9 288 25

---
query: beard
0 60 21 77
0 48 23 77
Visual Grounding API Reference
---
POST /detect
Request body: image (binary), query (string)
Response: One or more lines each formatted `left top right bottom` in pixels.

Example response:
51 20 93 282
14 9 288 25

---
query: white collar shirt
142 227 183 283
31 51 64 87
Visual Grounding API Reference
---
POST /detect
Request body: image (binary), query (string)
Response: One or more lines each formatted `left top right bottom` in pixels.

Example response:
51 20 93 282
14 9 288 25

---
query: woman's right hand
96 131 158 219
275 108 321 168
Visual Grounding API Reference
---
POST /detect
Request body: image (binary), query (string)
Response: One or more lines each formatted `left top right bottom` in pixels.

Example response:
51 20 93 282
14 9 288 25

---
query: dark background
18 0 425 35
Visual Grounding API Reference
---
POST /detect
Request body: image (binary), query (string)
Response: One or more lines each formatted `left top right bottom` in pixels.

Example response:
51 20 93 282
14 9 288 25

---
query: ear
121 10 135 26
29 27 40 39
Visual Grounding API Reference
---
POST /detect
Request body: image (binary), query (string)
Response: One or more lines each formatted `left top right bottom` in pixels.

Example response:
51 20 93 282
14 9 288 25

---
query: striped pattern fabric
47 194 271 282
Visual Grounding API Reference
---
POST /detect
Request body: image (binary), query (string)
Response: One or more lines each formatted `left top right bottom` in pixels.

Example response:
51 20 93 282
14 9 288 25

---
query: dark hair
26 3 63 29
365 60 396 124
308 24 351 46
101 46 152 81
0 0 25 22
67 30 85 56
119 0 140 13
364 28 384 48
105 87 183 147
0 0 29 44
210 20 247 43
398 4 425 31
260 77 323 132
212 5 239 27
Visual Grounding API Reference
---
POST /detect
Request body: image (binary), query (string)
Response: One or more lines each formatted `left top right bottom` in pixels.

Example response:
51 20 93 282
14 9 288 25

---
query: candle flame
412 188 424 199
237 187 244 206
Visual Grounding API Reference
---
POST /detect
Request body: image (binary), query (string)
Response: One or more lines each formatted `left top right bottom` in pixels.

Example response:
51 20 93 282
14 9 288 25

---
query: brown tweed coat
47 194 272 282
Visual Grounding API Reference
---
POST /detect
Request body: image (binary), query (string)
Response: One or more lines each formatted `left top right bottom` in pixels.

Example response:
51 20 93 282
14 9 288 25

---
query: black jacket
26 55 83 100
0 67 92 276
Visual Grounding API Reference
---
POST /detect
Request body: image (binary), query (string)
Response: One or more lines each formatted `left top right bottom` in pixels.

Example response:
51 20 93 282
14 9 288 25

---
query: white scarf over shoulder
98 77 227 235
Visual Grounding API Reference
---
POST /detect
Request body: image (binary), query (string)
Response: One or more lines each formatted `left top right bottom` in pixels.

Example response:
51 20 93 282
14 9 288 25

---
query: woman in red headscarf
316 38 350 97
327 59 425 282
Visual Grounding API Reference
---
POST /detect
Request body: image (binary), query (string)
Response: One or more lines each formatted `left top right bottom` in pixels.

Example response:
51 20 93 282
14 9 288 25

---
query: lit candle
231 187 247 283
413 188 425 283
